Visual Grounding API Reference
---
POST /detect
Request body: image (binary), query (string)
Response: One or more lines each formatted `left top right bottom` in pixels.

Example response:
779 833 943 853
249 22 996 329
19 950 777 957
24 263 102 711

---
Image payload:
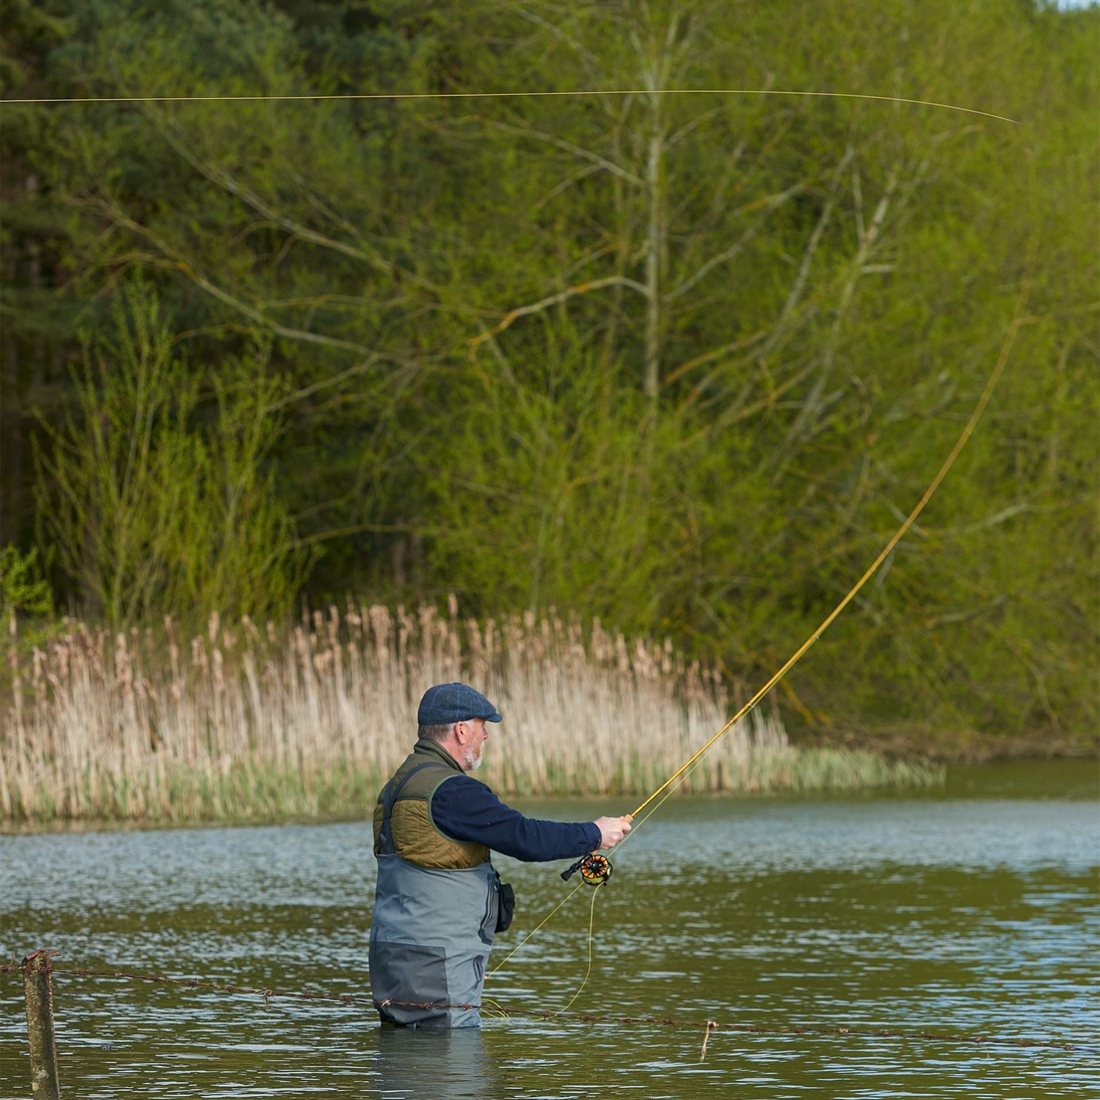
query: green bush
32 283 306 625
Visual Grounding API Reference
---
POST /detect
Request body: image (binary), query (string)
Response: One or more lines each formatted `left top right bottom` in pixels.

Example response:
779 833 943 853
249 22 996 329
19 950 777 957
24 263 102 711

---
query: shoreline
2 757 1094 835
798 728 1099 765
4 605 1092 829
0 744 945 826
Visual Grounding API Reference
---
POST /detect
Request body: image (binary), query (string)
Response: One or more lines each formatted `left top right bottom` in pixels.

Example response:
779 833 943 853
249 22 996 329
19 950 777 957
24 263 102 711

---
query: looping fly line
0 87 1019 125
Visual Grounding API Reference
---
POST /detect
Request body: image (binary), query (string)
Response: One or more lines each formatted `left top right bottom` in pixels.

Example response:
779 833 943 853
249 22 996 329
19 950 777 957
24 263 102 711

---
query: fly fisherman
369 681 632 1028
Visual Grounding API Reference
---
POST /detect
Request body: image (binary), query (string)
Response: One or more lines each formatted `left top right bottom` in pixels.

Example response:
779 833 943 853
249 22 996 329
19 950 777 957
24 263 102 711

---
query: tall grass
0 602 942 822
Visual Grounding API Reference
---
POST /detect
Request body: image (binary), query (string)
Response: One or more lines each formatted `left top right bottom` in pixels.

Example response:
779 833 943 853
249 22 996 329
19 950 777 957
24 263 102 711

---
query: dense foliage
1 0 1096 743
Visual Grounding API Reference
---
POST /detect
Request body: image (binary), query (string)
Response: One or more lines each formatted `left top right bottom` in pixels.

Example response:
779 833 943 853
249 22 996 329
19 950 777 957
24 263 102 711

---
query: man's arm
431 775 604 862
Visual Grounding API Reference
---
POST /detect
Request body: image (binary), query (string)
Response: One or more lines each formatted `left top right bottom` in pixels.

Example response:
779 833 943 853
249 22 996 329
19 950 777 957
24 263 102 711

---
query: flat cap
417 682 502 726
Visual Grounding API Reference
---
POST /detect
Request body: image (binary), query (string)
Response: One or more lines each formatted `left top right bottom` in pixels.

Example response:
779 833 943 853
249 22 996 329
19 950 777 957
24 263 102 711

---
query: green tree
2 0 1096 741
32 283 305 624
0 546 52 617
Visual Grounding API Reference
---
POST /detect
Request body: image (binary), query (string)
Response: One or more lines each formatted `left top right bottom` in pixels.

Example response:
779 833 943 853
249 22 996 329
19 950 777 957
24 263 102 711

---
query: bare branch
469 275 649 355
852 166 866 243
666 106 725 148
283 165 373 246
766 148 856 336
514 7 604 74
141 107 440 293
707 359 819 432
283 521 441 555
667 182 805 302
769 161 904 476
661 325 771 389
267 357 423 412
923 594 1009 628
534 162 605 211
923 498 1085 537
78 196 385 358
478 117 644 187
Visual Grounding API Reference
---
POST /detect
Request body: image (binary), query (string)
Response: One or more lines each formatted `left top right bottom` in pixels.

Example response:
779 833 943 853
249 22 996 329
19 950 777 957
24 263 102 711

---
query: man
369 681 632 1028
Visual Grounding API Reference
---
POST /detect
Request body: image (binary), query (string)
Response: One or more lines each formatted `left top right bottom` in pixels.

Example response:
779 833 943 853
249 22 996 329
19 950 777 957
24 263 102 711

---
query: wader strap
376 761 450 855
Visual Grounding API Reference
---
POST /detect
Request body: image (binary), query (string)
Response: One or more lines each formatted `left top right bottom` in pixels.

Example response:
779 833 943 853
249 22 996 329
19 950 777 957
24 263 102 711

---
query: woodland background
1 0 1096 753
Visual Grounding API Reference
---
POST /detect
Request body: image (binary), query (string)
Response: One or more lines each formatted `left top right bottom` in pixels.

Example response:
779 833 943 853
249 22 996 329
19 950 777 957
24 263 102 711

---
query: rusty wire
1 959 1093 1055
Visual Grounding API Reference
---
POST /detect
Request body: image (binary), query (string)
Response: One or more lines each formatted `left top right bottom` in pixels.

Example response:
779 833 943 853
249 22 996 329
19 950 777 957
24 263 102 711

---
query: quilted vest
372 739 491 870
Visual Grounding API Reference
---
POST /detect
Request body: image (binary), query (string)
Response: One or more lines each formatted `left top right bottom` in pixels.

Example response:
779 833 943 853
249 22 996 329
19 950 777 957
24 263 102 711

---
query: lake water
1 760 1097 1098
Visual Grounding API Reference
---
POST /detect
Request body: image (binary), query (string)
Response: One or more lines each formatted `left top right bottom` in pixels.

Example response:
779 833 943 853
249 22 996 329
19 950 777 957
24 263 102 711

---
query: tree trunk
643 106 665 403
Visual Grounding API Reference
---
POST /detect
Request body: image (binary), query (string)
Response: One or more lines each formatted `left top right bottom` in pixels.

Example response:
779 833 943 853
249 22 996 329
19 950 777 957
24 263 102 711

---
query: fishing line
479 996 511 1020
488 880 588 978
0 87 1019 125
626 153 1038 827
3 67 1034 1012
495 153 1038 1003
553 881 604 1016
489 760 703 997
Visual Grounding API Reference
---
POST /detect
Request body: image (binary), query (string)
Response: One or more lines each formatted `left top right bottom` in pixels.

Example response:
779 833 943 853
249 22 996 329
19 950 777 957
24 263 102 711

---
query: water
1 760 1097 1098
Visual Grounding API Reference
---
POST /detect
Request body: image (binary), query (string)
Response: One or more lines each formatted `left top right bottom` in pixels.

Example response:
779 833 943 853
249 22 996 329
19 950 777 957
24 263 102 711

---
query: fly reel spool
560 853 613 886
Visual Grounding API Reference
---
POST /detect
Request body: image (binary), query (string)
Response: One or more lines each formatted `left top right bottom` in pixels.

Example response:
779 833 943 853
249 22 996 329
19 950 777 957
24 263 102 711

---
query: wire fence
3 955 1094 1064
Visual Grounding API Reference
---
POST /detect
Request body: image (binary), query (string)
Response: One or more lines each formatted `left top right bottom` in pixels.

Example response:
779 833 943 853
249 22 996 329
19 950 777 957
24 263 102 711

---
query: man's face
459 718 489 771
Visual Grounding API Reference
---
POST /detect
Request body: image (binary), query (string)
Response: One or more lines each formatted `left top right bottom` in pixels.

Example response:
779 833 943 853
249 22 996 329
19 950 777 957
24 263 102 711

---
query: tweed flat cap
417 682 503 725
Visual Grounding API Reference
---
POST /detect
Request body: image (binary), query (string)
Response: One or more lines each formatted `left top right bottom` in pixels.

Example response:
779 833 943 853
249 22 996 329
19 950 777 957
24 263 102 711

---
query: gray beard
464 746 484 771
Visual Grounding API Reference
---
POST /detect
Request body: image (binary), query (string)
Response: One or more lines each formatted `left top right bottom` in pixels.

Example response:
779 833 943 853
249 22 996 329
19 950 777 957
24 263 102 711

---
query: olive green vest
372 739 491 870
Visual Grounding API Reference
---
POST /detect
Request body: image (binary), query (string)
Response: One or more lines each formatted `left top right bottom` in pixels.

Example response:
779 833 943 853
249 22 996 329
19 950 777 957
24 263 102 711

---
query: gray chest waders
369 761 500 1028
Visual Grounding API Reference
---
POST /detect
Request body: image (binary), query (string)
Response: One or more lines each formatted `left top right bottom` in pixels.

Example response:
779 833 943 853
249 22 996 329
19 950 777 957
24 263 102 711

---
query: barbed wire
2 959 1093 1056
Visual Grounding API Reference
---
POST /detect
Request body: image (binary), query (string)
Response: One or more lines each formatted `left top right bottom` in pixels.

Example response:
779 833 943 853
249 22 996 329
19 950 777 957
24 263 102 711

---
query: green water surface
1 760 1097 1098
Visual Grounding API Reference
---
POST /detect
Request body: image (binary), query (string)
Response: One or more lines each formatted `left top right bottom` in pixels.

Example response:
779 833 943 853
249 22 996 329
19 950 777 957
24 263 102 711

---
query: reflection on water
0 760 1096 1098
374 1028 498 1100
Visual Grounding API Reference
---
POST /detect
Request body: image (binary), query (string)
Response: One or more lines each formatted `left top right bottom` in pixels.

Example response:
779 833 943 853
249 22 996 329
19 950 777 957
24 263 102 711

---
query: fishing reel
561 853 613 886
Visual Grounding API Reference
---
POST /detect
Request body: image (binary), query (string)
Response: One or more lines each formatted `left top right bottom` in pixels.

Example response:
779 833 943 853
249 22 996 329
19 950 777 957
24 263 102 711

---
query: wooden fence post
22 949 62 1100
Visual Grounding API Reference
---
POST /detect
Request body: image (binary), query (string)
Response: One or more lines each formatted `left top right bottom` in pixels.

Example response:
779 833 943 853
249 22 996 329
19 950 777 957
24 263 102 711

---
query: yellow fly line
0 87 1020 125
498 195 1037 1007
488 879 588 977
628 195 1037 824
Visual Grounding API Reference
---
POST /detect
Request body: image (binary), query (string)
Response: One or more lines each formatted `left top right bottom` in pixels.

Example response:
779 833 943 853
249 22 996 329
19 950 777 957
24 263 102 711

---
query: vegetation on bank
0 604 942 822
0 1 1096 748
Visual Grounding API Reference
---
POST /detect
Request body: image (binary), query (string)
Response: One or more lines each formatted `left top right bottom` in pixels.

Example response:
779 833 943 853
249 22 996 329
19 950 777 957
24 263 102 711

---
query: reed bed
1 602 942 822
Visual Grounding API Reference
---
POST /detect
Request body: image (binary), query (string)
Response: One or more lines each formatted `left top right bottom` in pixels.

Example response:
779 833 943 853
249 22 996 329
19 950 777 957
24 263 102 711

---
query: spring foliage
31 285 306 621
1 0 1096 742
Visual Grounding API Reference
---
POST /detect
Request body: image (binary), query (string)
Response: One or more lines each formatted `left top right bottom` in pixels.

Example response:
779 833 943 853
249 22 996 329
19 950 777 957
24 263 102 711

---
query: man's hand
593 814 633 850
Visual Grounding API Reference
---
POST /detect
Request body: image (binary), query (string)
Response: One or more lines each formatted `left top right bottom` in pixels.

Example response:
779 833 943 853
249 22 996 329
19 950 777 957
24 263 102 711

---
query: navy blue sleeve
430 776 602 862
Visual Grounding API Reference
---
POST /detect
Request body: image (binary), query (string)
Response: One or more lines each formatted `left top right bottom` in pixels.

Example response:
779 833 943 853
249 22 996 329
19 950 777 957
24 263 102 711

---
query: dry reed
0 600 942 822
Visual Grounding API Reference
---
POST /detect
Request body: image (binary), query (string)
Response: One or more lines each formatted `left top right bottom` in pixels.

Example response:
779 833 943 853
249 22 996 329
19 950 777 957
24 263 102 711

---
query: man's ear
453 720 467 743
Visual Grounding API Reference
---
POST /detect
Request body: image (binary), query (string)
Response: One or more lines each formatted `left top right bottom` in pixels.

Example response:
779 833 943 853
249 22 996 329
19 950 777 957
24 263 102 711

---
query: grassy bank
1 604 943 823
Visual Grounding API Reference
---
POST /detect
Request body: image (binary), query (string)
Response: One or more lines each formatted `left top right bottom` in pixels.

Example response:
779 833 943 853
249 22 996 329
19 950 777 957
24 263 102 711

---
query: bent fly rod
633 206 1037 866
516 160 1039 922
491 191 1037 987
